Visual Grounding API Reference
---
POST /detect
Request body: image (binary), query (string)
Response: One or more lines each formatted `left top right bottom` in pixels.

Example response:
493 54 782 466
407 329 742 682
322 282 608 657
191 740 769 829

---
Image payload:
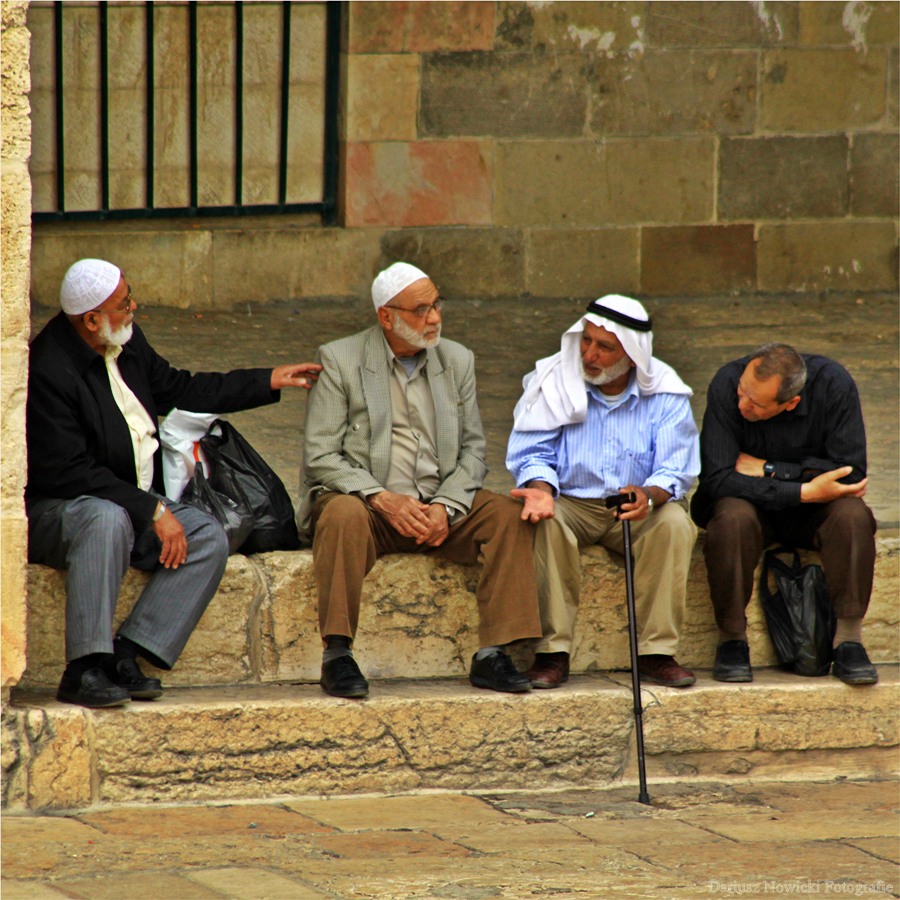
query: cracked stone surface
2 779 897 899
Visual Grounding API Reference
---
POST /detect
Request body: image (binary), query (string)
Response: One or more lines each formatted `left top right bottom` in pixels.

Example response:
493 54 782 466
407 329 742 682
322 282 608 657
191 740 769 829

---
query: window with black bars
28 0 341 223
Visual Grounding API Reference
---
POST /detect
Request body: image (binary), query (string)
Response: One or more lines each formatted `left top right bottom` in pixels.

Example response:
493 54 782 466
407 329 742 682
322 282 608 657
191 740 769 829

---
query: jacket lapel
361 329 393 485
426 347 458 476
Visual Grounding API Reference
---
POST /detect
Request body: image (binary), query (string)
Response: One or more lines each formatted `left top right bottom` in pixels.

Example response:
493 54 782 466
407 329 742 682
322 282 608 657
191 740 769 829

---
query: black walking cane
605 491 651 805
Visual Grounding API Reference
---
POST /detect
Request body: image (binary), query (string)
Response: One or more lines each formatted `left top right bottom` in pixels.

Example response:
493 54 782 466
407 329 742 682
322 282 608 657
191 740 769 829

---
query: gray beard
391 311 441 350
98 316 133 349
583 355 632 386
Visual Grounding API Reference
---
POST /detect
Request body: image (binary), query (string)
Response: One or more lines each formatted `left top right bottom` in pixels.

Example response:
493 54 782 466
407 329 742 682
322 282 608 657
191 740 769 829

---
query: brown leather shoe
638 654 696 688
525 651 570 689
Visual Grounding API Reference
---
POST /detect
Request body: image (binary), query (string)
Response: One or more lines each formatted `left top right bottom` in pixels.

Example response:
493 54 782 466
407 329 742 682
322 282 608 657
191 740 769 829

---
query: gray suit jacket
297 326 488 538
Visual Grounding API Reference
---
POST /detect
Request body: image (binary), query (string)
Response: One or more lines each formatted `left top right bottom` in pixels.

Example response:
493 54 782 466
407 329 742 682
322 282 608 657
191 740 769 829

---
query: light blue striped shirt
506 376 700 500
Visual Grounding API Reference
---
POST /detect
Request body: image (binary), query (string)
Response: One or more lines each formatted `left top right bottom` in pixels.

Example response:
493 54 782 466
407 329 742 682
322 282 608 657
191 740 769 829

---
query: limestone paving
2 779 898 899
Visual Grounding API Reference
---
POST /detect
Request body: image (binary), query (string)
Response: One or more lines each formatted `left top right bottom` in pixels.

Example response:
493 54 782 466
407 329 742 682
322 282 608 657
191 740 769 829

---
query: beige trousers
532 495 697 657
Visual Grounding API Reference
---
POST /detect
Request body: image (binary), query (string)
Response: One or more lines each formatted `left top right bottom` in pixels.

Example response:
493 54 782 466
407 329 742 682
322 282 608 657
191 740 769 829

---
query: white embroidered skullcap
60 259 122 315
371 262 430 310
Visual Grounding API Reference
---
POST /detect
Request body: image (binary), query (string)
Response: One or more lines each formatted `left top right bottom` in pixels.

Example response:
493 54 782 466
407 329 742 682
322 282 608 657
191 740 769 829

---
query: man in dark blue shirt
691 343 877 685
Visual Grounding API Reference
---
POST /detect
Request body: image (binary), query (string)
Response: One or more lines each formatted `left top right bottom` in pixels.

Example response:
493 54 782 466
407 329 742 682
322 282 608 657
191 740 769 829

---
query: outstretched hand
510 486 555 523
801 466 868 503
270 363 323 390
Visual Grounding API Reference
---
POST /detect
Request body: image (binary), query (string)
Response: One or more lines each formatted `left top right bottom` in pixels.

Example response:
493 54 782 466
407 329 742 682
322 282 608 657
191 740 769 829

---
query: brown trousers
310 490 542 648
703 496 876 636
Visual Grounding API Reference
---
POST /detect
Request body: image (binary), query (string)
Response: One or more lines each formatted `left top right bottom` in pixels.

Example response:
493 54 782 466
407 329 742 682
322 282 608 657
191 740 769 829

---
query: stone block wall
341 0 899 301
27 0 900 307
1 0 32 694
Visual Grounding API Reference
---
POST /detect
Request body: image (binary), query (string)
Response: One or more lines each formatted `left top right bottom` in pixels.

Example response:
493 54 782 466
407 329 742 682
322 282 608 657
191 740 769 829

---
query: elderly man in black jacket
26 258 321 708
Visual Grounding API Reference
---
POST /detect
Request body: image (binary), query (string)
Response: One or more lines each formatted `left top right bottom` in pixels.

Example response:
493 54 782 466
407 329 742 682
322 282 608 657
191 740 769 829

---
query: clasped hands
368 491 450 546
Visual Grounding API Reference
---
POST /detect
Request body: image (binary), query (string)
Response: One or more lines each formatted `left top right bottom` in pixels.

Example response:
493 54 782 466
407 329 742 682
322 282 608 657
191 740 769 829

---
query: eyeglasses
91 289 134 317
384 297 444 318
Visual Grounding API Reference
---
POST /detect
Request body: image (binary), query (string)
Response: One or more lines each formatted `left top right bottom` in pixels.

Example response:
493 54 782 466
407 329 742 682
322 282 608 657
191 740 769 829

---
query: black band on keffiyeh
585 301 652 332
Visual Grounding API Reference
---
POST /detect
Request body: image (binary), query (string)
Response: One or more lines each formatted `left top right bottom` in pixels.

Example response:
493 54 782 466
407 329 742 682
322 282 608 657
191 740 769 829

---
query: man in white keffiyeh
506 295 700 689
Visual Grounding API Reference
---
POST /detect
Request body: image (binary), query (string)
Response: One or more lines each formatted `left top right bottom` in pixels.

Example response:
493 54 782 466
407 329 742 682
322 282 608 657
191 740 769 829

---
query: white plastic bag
158 409 219 501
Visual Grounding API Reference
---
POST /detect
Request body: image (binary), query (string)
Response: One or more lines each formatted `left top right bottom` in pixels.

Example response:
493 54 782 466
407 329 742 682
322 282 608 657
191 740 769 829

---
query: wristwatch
444 504 455 523
763 461 776 478
645 492 654 512
152 501 167 522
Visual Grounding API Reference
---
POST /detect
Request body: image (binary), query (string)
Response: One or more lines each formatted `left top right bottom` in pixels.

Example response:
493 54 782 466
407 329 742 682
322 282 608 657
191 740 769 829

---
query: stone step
20 535 900 691
5 668 898 812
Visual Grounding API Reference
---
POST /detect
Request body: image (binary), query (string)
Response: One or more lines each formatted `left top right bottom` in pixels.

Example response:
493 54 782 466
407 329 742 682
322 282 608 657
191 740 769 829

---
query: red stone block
349 1 495 53
343 141 493 227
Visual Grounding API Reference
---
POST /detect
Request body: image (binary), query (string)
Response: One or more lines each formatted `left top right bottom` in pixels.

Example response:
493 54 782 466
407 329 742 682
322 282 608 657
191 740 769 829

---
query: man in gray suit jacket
299 262 541 698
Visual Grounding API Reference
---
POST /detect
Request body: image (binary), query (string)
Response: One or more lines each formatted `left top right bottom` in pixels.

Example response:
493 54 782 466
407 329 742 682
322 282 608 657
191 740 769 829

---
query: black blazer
26 313 277 532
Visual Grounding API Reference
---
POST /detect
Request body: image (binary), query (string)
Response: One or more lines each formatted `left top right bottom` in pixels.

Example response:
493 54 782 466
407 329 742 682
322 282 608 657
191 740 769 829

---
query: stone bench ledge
5 669 899 811
20 535 899 691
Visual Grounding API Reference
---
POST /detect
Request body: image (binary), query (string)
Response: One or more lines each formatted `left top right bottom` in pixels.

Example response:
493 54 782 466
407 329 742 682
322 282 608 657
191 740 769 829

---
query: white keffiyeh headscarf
513 295 692 432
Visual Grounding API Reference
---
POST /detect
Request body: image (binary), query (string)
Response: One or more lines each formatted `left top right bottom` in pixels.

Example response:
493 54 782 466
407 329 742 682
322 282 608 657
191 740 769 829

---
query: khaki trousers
532 496 697 657
311 490 542 648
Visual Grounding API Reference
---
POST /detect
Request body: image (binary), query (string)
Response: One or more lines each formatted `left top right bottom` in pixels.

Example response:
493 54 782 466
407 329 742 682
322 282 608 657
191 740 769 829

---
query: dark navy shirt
690 354 867 526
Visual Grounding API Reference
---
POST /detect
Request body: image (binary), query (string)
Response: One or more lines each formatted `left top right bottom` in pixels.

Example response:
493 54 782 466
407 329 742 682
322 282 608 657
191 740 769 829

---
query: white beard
583 355 632 386
98 316 133 349
391 311 441 350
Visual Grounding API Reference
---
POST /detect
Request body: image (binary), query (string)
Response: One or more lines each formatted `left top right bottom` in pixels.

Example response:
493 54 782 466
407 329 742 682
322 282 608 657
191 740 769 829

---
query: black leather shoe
321 655 369 699
57 667 130 708
831 641 878 685
109 657 163 700
469 651 532 693
713 640 753 683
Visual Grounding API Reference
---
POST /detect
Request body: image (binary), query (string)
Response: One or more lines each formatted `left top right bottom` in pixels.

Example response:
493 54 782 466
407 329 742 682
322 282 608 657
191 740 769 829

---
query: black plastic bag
198 419 301 553
759 548 835 677
181 460 254 554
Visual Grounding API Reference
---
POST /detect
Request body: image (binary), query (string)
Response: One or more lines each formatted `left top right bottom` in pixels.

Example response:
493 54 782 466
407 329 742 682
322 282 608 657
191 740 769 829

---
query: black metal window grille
31 0 341 224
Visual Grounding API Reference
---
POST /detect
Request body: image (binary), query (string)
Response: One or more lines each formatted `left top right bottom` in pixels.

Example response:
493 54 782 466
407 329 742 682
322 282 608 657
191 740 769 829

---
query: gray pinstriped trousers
28 495 228 667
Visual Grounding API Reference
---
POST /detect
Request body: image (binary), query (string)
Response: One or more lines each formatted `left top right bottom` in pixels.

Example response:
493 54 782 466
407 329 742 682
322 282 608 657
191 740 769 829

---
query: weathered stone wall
1 0 32 694
29 0 899 307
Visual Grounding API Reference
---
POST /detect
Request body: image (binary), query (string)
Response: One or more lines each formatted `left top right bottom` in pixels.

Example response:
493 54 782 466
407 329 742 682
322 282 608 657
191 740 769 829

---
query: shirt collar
586 371 639 406
379 330 427 372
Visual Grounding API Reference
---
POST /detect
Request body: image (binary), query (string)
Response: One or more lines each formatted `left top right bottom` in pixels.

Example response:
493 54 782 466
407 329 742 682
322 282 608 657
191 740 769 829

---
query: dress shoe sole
128 688 164 700
469 675 531 693
529 677 567 689
832 669 878 686
57 690 130 708
713 669 753 683
640 674 696 688
320 681 369 699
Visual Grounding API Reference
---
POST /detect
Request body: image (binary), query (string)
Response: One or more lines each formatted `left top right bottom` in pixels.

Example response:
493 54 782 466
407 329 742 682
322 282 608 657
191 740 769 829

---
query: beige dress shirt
105 347 159 491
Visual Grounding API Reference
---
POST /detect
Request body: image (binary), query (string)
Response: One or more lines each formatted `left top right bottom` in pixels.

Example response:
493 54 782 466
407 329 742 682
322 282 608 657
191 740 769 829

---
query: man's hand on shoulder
270 363 323 390
800 466 868 503
152 504 188 569
510 483 555 523
368 491 431 540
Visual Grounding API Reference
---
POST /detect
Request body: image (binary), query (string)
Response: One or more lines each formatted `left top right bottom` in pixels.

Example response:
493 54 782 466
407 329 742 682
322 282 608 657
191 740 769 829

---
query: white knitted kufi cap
60 259 122 315
371 262 430 310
